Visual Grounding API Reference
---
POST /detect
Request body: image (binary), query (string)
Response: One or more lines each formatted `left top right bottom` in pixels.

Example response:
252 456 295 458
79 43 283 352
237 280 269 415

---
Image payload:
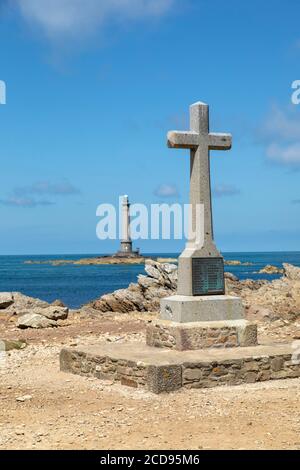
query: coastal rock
88 260 300 323
32 306 69 321
283 263 300 281
224 272 239 282
246 304 276 322
17 313 57 329
51 299 66 307
89 259 177 313
0 293 14 310
4 292 49 316
259 265 284 275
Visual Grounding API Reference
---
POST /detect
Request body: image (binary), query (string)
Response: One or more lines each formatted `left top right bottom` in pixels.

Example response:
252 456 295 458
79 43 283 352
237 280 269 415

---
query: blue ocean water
0 252 300 309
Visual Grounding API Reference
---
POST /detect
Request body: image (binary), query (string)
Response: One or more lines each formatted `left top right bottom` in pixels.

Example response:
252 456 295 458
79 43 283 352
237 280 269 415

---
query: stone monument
60 102 300 393
115 195 140 258
147 101 256 351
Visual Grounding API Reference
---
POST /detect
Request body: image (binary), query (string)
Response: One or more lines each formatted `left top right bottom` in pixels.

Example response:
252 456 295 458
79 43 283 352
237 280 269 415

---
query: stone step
60 342 300 394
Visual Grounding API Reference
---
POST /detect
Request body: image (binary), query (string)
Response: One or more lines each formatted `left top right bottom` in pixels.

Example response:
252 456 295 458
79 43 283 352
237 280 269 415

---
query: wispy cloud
292 199 300 205
0 180 80 208
14 180 81 196
266 143 300 168
259 104 300 142
13 0 174 40
259 104 300 169
0 197 54 208
154 183 179 198
213 184 240 198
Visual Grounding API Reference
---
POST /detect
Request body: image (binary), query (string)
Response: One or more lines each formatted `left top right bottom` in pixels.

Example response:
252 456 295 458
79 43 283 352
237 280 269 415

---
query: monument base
160 294 244 323
60 342 300 394
146 319 257 351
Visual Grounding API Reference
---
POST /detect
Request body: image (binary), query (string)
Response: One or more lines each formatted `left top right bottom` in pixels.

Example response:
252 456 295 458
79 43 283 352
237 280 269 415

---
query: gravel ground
0 313 300 450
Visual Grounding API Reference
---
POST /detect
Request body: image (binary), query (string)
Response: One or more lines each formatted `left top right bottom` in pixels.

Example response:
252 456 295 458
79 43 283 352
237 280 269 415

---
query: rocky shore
89 260 300 323
0 293 69 330
1 260 300 330
23 257 256 267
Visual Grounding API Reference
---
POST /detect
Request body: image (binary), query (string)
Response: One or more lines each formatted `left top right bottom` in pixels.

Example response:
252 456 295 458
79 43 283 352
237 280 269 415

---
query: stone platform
60 342 300 394
146 319 257 350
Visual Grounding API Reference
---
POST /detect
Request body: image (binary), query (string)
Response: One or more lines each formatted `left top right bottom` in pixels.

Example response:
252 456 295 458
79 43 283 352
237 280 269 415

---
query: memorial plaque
192 257 225 296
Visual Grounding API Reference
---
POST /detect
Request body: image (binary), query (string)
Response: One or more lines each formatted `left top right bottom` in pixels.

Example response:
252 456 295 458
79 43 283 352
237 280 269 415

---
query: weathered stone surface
89 260 177 313
51 299 66 307
259 265 284 275
2 292 48 316
0 339 27 351
146 319 257 350
237 323 258 347
283 263 300 281
60 342 300 394
0 293 14 310
160 295 245 323
246 304 275 322
17 313 57 329
147 365 182 394
33 306 69 320
86 260 300 322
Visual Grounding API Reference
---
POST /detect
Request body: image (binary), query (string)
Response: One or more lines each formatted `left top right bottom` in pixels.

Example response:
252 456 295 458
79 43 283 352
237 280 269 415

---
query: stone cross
168 102 232 296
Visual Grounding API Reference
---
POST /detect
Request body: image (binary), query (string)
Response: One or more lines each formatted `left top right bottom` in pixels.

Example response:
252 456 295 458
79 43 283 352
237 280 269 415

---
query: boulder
259 265 284 275
283 263 300 281
0 293 14 310
87 260 300 322
246 304 276 322
0 339 27 351
17 313 57 329
4 292 48 316
33 306 69 320
51 299 66 307
89 259 177 313
224 272 239 282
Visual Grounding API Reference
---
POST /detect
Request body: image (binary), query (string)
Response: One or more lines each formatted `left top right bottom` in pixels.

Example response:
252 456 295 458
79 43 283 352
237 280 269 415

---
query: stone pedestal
146 319 257 351
160 295 244 323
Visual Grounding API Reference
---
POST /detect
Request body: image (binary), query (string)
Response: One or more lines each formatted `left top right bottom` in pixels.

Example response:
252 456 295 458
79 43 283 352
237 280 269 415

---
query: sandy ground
1 313 300 450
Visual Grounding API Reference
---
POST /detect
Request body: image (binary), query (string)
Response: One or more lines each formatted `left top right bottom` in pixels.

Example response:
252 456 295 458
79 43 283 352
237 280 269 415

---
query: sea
0 252 300 309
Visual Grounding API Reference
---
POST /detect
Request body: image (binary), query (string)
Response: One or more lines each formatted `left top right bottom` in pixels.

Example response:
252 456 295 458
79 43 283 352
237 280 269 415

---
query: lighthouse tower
115 195 140 257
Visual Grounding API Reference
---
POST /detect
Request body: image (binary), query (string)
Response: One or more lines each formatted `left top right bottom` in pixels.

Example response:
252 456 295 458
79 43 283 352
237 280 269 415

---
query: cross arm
208 133 232 150
167 131 199 149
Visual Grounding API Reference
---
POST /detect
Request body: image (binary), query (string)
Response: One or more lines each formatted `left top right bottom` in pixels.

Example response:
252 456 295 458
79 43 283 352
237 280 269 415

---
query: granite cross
168 101 232 296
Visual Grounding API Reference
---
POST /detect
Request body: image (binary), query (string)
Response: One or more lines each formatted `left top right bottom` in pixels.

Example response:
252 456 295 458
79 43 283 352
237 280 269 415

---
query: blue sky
1 0 300 255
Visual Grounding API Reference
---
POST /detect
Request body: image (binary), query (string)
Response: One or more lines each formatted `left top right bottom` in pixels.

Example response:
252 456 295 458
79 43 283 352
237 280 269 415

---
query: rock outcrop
258 265 284 275
17 313 58 329
89 260 300 323
0 293 14 310
90 260 177 313
0 292 69 329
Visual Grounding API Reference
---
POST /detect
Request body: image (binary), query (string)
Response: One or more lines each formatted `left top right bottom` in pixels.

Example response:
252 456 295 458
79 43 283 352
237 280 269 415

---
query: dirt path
1 315 300 450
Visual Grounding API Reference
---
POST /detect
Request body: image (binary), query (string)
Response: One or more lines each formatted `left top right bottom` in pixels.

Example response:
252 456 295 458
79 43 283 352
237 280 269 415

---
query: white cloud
0 197 54 208
14 180 81 196
154 183 179 198
266 143 300 168
0 180 80 208
260 104 300 141
14 0 173 39
259 104 300 169
213 184 240 198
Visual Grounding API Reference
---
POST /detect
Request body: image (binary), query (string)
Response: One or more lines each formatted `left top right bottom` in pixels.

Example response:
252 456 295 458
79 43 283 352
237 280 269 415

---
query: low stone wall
146 319 257 351
60 349 147 388
60 343 300 394
182 355 300 389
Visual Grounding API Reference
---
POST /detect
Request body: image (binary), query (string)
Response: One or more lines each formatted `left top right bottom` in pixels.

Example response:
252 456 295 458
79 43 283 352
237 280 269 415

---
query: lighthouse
115 195 140 257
